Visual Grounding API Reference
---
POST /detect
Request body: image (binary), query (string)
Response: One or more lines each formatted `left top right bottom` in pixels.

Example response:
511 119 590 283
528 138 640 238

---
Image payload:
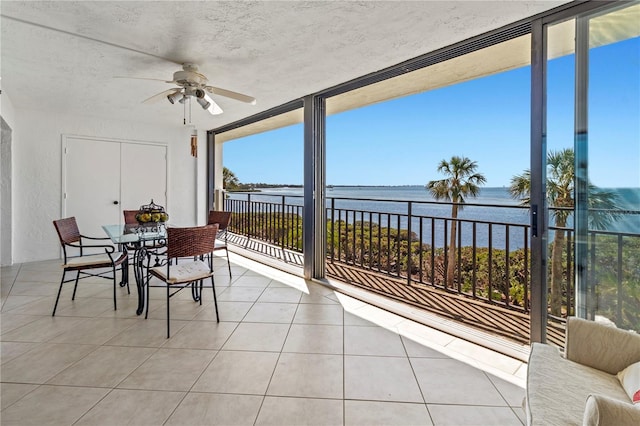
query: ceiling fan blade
113 76 168 83
204 95 224 115
142 88 180 104
205 86 256 105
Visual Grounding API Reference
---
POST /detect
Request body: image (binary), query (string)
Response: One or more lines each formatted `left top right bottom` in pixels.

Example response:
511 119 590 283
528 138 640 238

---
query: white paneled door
120 143 167 213
63 136 167 239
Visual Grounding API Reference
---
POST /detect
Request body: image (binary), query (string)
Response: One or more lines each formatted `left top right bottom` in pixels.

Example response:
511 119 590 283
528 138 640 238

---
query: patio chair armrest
80 234 111 241
67 242 116 253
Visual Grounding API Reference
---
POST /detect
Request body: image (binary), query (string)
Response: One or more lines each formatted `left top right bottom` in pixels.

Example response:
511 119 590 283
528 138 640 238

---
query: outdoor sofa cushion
526 343 630 425
526 317 640 426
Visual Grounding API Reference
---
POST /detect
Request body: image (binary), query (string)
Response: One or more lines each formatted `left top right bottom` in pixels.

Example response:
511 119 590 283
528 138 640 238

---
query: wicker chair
52 217 129 316
121 209 140 254
123 209 138 225
207 210 232 277
147 224 220 337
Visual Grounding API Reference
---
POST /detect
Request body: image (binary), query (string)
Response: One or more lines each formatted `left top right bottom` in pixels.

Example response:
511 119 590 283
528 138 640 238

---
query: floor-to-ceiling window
322 33 538 345
215 110 305 265
544 2 640 334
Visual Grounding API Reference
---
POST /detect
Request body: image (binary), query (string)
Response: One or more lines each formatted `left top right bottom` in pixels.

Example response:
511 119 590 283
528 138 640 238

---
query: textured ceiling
1 1 569 131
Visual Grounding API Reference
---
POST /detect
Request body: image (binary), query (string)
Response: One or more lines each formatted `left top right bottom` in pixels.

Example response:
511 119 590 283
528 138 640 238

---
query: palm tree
223 167 240 190
509 148 619 317
427 156 486 287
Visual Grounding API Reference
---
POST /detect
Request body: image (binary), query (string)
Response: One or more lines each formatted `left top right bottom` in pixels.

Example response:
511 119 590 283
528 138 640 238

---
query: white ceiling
1 1 569 131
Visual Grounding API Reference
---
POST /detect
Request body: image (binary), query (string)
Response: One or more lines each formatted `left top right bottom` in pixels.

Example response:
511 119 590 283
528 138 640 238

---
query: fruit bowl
135 199 169 224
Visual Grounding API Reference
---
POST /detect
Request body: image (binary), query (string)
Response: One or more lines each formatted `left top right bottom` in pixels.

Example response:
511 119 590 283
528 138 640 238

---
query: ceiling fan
118 63 256 116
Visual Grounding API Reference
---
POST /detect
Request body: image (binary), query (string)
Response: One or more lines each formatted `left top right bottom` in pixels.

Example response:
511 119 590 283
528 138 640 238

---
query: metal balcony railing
224 191 640 334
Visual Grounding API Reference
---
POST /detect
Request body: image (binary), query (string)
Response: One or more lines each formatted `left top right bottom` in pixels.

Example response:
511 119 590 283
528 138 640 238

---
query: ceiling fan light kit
125 62 256 119
167 91 183 104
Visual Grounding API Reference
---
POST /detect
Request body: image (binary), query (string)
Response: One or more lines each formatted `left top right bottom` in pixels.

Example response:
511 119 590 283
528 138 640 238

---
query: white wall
11 107 205 263
1 93 17 266
1 92 17 128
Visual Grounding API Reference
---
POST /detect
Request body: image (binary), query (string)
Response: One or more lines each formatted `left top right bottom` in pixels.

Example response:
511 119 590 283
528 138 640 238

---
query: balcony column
207 131 225 212
303 95 326 280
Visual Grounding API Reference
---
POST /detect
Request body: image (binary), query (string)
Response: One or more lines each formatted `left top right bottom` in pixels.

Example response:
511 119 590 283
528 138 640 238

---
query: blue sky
224 36 639 188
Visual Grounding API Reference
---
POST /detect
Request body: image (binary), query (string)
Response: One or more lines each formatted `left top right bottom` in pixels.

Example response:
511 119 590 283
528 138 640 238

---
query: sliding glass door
544 3 639 336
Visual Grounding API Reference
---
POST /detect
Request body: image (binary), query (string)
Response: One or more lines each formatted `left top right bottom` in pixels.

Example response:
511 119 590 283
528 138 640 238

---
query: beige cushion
64 252 125 268
565 317 640 375
526 343 630 426
617 361 640 404
583 394 640 426
151 260 212 284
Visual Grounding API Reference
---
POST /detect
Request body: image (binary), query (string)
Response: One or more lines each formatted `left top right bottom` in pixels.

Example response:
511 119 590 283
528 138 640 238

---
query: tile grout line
250 280 302 426
401 336 436 425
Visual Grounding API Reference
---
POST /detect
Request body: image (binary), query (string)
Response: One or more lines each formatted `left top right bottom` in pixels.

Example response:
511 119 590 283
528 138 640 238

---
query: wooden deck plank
330 261 534 343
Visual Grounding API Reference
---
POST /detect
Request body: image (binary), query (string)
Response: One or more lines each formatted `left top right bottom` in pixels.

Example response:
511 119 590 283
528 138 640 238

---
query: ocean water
227 186 640 249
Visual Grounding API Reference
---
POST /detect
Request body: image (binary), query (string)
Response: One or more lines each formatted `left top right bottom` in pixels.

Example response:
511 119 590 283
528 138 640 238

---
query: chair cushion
151 260 213 284
64 252 125 268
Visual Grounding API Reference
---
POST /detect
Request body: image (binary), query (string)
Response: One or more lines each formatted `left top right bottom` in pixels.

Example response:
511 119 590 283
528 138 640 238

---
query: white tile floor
1 254 527 425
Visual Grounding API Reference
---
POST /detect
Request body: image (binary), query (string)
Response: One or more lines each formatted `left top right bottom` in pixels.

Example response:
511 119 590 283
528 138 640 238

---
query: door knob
113 201 119 205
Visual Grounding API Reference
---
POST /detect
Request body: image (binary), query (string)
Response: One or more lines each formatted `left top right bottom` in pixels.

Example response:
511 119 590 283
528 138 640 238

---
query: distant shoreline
226 184 431 193
227 183 637 191
228 184 506 192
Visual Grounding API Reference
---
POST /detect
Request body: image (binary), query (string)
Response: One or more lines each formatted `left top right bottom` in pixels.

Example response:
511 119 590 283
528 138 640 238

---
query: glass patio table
102 224 167 315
